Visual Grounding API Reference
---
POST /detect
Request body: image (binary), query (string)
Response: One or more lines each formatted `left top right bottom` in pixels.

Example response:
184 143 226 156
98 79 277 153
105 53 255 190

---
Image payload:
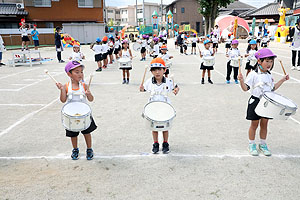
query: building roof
0 3 28 15
239 2 293 17
219 0 255 16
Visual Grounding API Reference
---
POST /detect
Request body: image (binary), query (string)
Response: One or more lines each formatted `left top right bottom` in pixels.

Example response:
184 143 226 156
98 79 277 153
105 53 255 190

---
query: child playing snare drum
245 40 258 76
120 39 133 84
226 39 241 84
200 39 215 84
69 42 85 62
139 58 179 154
158 45 173 77
56 61 97 160
238 48 289 156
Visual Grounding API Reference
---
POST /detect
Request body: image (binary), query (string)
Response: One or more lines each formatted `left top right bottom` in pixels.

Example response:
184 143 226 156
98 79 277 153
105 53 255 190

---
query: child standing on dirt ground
56 61 97 160
55 26 65 63
31 25 39 50
91 37 103 72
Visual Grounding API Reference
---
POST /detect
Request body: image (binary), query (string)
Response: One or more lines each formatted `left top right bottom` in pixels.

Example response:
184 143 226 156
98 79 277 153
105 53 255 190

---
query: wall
24 0 104 22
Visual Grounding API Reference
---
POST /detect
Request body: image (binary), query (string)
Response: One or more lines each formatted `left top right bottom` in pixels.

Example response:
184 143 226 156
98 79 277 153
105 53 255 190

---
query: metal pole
161 0 163 21
136 0 138 26
143 0 145 25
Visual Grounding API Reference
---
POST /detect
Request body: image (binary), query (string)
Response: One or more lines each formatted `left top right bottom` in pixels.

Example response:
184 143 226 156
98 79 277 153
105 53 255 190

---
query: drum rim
142 101 176 122
61 102 92 118
262 92 298 110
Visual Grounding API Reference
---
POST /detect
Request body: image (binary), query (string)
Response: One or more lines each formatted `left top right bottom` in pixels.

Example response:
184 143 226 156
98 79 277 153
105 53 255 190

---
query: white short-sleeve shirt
158 53 171 61
245 70 274 98
143 77 176 103
228 48 240 60
246 49 257 61
201 49 213 57
70 52 84 61
102 43 109 53
153 44 160 55
19 28 28 36
92 44 102 54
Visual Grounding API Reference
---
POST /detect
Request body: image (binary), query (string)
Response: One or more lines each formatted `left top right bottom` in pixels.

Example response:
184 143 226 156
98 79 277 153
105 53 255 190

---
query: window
116 10 120 14
107 10 114 13
137 9 143 14
122 10 127 14
122 18 128 22
78 0 93 8
173 7 176 14
45 22 54 28
34 0 51 7
181 7 185 13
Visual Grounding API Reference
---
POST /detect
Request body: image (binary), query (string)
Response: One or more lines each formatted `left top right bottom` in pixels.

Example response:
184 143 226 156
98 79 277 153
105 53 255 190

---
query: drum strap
67 81 86 102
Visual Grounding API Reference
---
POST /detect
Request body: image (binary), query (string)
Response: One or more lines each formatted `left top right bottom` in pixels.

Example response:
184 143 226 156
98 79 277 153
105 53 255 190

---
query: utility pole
161 0 163 21
143 0 145 25
136 0 138 26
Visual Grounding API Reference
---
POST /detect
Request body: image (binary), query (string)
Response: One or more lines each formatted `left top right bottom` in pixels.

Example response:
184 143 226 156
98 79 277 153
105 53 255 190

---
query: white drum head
144 101 175 121
204 56 214 61
264 92 297 108
63 102 91 116
118 58 131 63
133 43 142 51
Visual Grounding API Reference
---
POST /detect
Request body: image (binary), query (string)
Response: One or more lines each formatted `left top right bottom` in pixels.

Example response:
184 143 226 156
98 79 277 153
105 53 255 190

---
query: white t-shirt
228 48 240 60
292 26 300 50
70 52 84 61
153 44 160 55
121 49 131 58
19 28 28 36
102 43 109 53
114 40 120 49
158 53 171 61
246 49 257 61
245 70 274 98
201 48 213 57
192 38 198 43
108 41 114 49
92 44 103 54
212 37 218 43
143 77 176 103
226 38 232 44
0 35 5 52
262 37 269 43
141 40 147 47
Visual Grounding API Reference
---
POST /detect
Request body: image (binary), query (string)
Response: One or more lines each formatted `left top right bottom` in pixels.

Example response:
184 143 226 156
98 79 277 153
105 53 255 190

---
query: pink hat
231 39 239 45
65 61 84 73
255 48 277 59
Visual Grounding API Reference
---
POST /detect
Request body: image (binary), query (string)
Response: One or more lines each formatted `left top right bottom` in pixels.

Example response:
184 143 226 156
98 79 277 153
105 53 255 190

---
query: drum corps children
151 37 160 58
108 36 115 64
139 58 179 154
56 61 97 160
101 36 109 69
226 39 241 84
191 33 198 55
225 33 232 54
158 45 173 77
90 37 103 72
114 36 121 60
244 40 258 76
200 39 215 84
120 40 133 84
238 48 289 156
69 42 85 62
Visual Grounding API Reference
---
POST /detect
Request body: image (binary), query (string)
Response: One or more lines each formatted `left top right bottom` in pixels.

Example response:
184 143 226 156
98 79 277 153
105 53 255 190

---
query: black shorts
256 39 261 43
225 43 231 48
175 41 177 45
108 48 114 55
192 43 196 47
95 53 102 62
151 55 158 58
183 45 187 50
164 39 168 44
22 36 30 42
102 53 108 60
114 48 119 54
213 43 218 48
246 96 272 120
33 40 39 47
261 42 268 47
66 117 97 137
200 63 214 70
141 47 146 53
245 61 255 70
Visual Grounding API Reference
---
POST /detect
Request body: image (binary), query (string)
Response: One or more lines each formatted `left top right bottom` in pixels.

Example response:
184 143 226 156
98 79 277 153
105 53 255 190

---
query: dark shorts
245 61 255 70
66 117 97 137
246 96 272 120
95 53 102 62
261 42 268 47
152 55 158 58
0 52 2 60
192 43 196 47
120 66 132 70
102 53 108 60
164 39 168 44
108 48 114 55
183 45 187 50
33 40 39 47
213 43 218 48
141 47 146 53
256 39 261 43
114 48 120 54
225 43 231 48
22 36 30 42
175 41 177 45
200 63 214 70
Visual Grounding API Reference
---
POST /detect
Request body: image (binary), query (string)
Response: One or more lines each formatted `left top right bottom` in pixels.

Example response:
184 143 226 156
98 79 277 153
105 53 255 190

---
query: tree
197 0 234 34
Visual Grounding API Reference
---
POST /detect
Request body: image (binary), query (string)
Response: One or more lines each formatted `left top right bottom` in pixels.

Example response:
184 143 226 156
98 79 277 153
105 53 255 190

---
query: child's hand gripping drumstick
238 56 242 75
44 69 58 84
170 74 179 95
140 65 148 91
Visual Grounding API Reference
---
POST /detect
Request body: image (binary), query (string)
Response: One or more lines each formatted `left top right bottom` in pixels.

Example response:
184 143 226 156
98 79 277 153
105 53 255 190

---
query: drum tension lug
279 108 285 115
264 101 268 107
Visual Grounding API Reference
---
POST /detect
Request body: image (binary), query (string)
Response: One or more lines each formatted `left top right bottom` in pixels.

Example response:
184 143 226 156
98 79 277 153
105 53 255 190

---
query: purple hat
231 39 239 45
153 37 159 42
142 34 147 39
255 48 277 59
65 61 84 73
121 39 128 44
159 35 163 38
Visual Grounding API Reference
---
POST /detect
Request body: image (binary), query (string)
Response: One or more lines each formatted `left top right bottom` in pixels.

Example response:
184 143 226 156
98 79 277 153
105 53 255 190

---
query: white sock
260 139 266 145
249 140 255 144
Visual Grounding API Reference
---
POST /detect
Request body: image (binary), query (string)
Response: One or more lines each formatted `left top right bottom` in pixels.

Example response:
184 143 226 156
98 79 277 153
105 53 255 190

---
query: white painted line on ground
0 68 40 80
1 153 300 160
290 117 300 125
272 71 300 83
0 98 58 138
0 104 46 107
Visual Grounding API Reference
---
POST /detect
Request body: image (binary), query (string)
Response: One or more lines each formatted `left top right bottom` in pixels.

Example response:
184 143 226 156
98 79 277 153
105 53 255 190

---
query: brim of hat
68 64 85 72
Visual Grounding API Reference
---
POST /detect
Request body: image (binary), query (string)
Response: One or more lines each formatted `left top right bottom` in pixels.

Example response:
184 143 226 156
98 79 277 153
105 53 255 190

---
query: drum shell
231 58 242 67
61 103 92 131
249 58 257 66
203 56 215 66
255 92 297 120
142 101 176 131
118 58 132 68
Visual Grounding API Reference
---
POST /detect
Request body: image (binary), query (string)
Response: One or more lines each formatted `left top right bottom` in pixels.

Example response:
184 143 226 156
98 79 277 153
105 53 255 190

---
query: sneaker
96 68 102 72
291 66 296 70
259 144 272 156
208 79 213 84
126 79 129 84
21 48 24 51
140 58 144 61
235 79 239 84
248 144 259 156
297 66 300 71
59 60 65 63
71 148 79 160
152 143 159 154
162 142 169 154
86 148 94 160
201 79 204 84
122 79 126 84
226 80 230 84
0 63 5 65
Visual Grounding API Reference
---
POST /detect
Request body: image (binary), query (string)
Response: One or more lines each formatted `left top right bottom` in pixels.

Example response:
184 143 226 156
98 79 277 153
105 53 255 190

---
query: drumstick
238 56 242 75
141 65 148 86
279 60 287 75
44 69 58 84
88 72 95 89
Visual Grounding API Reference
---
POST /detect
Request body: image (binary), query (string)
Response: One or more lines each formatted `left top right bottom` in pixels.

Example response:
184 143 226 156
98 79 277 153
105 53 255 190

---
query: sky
106 0 276 8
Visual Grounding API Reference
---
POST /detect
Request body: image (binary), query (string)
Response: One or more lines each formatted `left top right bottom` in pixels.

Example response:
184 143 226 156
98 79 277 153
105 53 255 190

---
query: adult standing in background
289 18 300 71
31 25 39 50
0 35 6 66
55 26 65 63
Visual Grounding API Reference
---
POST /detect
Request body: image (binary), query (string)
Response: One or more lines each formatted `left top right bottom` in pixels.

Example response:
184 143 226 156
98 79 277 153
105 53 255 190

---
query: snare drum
203 56 215 66
118 58 132 68
142 101 176 131
61 102 92 131
249 57 257 66
255 92 297 120
231 58 242 67
133 43 142 52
